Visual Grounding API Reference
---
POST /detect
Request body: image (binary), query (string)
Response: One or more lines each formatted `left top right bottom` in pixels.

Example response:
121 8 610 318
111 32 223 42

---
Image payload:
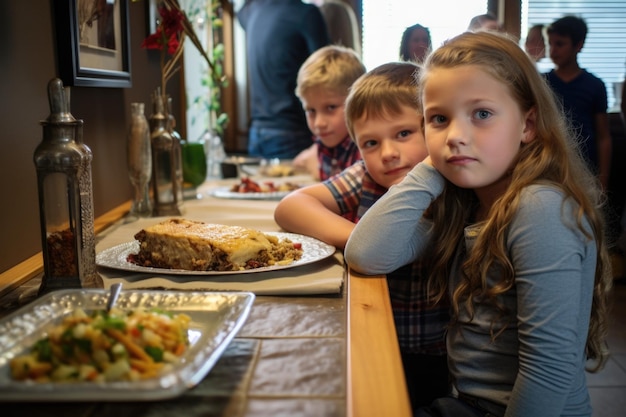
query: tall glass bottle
127 102 152 218
203 129 226 179
166 96 184 208
149 89 182 216
33 78 102 293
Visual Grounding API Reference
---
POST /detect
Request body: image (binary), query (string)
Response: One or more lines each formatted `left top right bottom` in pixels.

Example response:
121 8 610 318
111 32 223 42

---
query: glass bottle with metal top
149 89 182 216
33 78 102 293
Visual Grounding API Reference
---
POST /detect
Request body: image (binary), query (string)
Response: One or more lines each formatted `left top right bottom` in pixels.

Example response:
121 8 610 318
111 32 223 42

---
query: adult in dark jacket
238 0 330 159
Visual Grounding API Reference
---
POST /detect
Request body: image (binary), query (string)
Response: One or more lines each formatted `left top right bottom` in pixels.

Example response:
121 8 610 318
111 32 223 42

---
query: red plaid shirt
315 135 361 181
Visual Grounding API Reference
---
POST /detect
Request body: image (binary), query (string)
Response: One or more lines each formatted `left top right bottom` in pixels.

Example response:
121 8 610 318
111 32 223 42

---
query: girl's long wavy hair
416 31 612 371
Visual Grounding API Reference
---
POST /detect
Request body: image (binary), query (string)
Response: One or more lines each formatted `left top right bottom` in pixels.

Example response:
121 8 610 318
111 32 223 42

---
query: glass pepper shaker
33 78 102 294
149 89 182 216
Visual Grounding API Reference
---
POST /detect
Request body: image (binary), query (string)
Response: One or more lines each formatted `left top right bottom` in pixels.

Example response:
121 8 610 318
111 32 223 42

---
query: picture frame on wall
53 0 131 88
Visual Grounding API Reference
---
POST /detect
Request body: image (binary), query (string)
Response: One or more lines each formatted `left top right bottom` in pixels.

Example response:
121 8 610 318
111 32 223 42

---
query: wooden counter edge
347 268 412 417
0 201 132 297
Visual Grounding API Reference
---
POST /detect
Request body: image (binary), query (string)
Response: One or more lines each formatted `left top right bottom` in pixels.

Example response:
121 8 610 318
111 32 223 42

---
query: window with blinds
361 1 626 109
522 1 626 109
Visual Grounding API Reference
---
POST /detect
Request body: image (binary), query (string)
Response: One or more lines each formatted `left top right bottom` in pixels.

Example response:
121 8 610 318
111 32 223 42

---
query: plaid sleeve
323 161 366 222
387 262 449 355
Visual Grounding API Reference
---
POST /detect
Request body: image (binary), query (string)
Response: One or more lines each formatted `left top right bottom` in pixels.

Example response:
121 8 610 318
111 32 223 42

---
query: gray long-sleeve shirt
345 163 596 417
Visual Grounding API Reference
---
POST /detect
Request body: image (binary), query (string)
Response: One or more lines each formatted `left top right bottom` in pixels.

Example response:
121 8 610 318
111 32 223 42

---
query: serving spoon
106 283 123 313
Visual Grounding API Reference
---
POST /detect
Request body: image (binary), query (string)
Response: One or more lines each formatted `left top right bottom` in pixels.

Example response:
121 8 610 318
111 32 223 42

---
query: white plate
96 232 336 275
210 186 293 201
0 289 255 402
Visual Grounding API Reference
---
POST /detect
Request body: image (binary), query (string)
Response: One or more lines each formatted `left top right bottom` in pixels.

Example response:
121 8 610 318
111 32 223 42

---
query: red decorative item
141 4 185 99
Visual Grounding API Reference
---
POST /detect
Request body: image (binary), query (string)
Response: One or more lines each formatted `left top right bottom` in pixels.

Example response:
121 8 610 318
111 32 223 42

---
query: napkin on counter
95 218 344 296
98 255 344 295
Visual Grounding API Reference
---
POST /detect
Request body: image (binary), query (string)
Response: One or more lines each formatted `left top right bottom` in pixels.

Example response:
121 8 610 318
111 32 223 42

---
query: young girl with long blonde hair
345 31 612 416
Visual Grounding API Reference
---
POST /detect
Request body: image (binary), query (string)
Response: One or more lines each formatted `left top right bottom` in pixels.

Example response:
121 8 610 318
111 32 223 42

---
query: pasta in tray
9 308 191 383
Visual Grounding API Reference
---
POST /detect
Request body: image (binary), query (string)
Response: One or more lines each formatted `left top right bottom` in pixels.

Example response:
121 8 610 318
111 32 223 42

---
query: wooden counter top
347 269 412 417
0 197 411 417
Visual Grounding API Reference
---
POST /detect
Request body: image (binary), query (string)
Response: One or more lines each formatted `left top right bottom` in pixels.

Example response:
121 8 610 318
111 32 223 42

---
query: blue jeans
248 125 313 159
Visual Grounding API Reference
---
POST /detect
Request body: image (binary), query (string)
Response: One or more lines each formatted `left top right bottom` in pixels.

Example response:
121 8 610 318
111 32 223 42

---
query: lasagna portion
130 218 303 271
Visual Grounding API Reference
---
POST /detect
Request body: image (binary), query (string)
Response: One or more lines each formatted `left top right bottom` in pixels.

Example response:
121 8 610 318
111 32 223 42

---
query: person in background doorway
293 45 366 181
524 24 546 62
237 0 330 159
467 12 502 32
399 23 432 64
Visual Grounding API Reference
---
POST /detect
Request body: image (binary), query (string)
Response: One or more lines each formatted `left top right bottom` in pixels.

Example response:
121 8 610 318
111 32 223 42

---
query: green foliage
186 0 229 136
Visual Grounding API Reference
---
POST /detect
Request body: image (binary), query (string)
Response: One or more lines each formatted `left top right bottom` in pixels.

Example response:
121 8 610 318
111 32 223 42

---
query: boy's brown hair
295 45 365 99
344 62 421 141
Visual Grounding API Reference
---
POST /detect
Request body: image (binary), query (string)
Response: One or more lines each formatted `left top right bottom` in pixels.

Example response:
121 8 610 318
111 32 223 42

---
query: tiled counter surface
1 285 347 417
0 176 411 417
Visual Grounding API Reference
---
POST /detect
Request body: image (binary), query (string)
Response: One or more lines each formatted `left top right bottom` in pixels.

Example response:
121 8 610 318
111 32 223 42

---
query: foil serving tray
0 289 255 401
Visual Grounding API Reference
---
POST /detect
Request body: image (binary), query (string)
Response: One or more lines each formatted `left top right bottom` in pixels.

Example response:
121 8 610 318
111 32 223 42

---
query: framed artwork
53 0 131 88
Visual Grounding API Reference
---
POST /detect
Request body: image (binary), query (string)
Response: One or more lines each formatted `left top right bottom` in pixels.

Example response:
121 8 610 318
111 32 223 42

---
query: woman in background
399 23 432 64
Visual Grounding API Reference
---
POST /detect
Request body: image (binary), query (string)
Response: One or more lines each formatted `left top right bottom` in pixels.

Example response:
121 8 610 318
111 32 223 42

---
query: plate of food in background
210 177 301 200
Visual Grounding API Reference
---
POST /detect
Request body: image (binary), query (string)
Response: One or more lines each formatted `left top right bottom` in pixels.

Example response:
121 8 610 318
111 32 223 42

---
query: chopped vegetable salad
10 307 191 382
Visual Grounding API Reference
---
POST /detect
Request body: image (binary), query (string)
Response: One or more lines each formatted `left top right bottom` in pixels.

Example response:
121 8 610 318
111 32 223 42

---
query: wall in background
0 1 182 273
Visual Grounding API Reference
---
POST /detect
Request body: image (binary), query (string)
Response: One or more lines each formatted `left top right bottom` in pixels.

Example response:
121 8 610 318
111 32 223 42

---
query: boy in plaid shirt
275 62 449 409
292 45 366 181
